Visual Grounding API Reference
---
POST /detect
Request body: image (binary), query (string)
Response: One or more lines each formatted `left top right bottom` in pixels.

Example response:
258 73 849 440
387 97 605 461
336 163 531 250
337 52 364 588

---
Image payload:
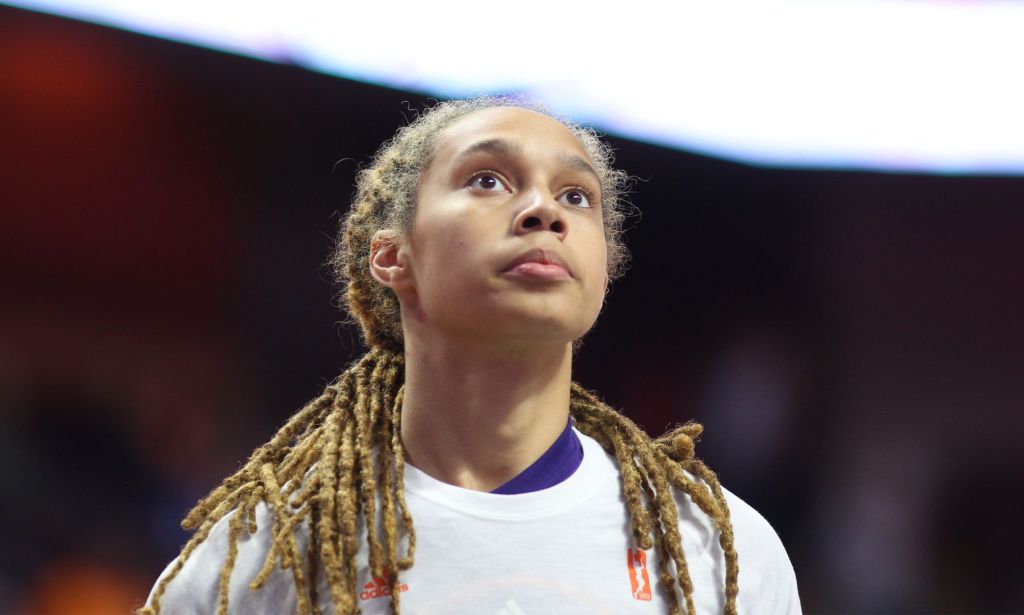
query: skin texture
370 107 609 490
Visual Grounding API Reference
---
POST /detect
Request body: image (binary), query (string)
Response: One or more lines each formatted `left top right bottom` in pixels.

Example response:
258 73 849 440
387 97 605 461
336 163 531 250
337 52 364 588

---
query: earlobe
370 230 413 291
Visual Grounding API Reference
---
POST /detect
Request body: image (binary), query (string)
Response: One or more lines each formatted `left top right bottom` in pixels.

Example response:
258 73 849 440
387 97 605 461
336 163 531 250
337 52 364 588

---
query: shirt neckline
402 428 614 521
490 417 583 495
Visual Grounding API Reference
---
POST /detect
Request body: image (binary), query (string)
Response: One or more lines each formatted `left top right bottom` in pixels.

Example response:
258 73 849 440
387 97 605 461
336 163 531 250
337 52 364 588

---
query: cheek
587 229 609 277
412 217 480 293
435 222 473 268
586 233 610 301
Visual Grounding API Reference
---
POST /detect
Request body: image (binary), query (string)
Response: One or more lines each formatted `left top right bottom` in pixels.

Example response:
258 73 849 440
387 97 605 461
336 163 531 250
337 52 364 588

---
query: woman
140 96 801 615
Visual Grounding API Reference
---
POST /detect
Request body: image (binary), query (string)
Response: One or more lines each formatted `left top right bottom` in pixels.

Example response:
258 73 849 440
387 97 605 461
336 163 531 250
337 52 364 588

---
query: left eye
468 173 508 191
560 189 592 209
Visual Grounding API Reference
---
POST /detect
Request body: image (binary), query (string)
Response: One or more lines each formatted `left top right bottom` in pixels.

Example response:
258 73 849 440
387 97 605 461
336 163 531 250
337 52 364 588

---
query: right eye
467 172 509 192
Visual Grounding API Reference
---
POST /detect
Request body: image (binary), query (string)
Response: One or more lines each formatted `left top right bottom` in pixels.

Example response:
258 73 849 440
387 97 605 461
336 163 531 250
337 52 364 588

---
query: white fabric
145 429 801 614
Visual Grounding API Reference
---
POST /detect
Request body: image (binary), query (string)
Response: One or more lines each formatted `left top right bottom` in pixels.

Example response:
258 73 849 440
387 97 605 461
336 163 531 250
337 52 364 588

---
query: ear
370 230 414 292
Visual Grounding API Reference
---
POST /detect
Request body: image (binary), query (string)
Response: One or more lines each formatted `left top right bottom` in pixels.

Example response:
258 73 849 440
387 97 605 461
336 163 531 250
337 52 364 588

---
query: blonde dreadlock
139 96 739 615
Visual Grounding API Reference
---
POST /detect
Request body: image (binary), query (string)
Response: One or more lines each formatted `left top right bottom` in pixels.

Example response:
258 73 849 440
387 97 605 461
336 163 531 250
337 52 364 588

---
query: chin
494 315 596 347
441 297 601 346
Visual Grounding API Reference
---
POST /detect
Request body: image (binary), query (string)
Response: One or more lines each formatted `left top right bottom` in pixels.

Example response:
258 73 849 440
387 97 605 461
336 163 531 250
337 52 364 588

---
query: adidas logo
359 571 410 601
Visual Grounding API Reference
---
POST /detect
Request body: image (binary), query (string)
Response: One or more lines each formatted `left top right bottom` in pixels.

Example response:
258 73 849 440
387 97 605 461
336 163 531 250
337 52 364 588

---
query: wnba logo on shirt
359 569 409 601
627 548 652 601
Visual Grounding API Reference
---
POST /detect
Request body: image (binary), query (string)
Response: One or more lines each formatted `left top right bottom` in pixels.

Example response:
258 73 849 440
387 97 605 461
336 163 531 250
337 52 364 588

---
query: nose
513 189 568 239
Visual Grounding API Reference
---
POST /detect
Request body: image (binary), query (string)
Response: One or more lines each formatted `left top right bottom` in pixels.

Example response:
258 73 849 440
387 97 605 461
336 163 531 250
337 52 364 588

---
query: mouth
502 248 573 280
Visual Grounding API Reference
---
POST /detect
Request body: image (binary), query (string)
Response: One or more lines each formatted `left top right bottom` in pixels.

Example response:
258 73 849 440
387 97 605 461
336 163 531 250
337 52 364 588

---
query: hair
139 96 739 615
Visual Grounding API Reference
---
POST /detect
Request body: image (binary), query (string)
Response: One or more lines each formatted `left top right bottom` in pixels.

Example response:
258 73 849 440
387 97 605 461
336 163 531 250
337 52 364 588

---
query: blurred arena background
1 3 1023 613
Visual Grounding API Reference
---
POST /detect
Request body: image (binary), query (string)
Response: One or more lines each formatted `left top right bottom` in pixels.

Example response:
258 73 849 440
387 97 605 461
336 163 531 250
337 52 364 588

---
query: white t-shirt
145 429 801 614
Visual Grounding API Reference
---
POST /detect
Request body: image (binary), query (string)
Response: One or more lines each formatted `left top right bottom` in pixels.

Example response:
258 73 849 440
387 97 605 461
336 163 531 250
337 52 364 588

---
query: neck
399 334 574 492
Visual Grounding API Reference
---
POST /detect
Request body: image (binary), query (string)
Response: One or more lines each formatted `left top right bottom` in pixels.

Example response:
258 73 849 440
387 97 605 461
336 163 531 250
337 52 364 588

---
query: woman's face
389 106 610 350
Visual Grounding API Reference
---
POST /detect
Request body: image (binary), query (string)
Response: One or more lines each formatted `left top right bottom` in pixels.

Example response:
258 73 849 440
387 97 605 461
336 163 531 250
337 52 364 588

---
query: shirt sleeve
143 502 306 614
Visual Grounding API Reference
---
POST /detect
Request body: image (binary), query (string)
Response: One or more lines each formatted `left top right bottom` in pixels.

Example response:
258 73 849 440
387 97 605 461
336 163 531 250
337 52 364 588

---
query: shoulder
717 486 802 614
142 502 310 614
661 462 801 614
574 427 802 613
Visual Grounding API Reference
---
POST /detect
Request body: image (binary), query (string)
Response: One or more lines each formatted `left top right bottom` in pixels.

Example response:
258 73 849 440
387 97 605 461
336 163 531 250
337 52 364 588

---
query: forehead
430 106 594 166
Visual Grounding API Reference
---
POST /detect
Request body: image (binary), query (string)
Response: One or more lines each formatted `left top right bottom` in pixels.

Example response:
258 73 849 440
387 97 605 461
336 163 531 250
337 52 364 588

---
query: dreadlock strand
142 479 259 614
386 362 408 613
277 503 315 615
216 498 251 615
273 503 313 560
642 434 734 615
651 459 723 543
684 458 740 615
352 352 383 577
372 364 403 613
570 388 654 549
657 461 722 521
181 475 246 532
281 433 327 499
254 463 313 614
641 450 697 615
652 425 723 521
655 422 702 463
274 385 337 452
181 387 336 534
251 488 287 591
334 416 360 611
390 385 416 571
369 351 408 615
594 401 696 614
654 431 739 614
306 504 323 615
182 473 260 531
315 367 360 608
594 403 712 608
639 477 686 615
607 419 657 549
316 449 350 611
609 414 699 613
288 474 323 514
312 395 345 612
245 491 260 535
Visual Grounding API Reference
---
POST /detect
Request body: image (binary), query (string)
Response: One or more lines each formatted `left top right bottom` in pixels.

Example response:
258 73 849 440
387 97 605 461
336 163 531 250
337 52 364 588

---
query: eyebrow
452 138 602 188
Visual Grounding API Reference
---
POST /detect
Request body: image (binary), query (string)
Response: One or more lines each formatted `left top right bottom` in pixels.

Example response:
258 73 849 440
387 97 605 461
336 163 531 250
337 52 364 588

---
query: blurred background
2 2 1023 613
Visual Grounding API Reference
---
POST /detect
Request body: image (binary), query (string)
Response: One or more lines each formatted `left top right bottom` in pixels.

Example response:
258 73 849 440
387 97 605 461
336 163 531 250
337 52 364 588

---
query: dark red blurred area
2 6 1022 613
1 12 241 319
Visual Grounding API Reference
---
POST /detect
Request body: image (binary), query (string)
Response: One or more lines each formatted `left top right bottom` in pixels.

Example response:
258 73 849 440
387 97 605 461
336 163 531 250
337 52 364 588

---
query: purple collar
490 417 583 495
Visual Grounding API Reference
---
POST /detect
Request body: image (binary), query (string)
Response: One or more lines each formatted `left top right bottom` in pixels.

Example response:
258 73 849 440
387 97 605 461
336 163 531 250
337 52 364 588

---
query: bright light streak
6 0 1024 174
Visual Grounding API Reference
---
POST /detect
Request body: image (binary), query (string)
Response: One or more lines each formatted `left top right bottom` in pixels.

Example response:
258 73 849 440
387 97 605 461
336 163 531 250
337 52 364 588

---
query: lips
502 248 573 278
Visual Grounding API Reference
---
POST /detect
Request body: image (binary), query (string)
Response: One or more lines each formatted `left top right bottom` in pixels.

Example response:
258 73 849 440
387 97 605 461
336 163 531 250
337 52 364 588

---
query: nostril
523 216 541 229
550 220 564 234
